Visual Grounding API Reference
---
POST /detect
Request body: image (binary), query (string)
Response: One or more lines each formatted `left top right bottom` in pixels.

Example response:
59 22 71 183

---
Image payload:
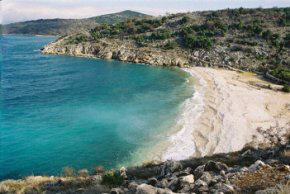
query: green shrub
282 84 290 93
150 29 171 40
163 40 178 49
262 30 273 41
284 33 290 48
270 67 290 82
102 171 124 186
180 16 190 24
185 34 213 50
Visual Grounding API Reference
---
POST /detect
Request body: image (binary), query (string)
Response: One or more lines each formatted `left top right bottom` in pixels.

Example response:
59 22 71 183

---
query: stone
193 165 205 180
180 174 194 184
204 161 229 173
161 161 183 177
194 179 207 187
248 160 265 172
157 179 168 188
136 184 157 194
147 178 158 186
168 177 180 192
199 172 212 184
156 188 175 194
255 188 276 194
213 183 234 193
128 181 139 191
111 188 124 194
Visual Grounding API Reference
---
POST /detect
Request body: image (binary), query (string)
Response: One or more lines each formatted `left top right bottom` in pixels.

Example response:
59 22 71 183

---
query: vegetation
3 10 149 35
270 67 290 82
102 171 124 186
282 84 290 92
45 7 290 83
63 167 75 177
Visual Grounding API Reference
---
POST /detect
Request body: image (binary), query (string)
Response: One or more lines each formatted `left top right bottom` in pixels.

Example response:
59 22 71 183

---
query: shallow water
0 35 193 179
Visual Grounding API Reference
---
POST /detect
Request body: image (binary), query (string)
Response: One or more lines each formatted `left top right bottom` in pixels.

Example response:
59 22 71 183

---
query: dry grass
0 176 103 194
232 165 290 192
276 181 290 194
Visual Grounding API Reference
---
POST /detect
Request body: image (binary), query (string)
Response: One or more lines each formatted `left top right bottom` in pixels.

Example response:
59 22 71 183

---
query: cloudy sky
1 0 289 24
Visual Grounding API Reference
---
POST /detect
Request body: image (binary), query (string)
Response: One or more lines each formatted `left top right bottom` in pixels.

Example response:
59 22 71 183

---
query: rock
156 188 175 194
147 178 158 186
213 182 234 193
111 188 124 194
161 161 183 177
194 179 207 187
193 165 205 180
248 160 265 172
157 179 168 188
120 167 127 178
255 188 276 194
180 174 194 184
136 184 157 194
168 177 180 192
128 181 139 191
199 172 212 184
240 167 249 172
204 161 229 173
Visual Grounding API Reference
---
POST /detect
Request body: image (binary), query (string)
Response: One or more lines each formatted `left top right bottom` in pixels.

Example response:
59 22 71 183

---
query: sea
0 35 194 180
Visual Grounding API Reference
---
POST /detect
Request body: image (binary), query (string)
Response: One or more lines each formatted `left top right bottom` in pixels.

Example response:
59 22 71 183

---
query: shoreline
162 67 290 160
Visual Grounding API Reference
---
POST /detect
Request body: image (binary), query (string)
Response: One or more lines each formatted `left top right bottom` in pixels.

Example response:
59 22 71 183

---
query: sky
1 0 289 24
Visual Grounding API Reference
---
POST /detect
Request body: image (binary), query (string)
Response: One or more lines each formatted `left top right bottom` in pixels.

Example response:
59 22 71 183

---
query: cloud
1 0 290 24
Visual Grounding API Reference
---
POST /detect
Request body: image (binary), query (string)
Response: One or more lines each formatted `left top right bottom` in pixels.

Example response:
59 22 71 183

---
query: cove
0 35 193 180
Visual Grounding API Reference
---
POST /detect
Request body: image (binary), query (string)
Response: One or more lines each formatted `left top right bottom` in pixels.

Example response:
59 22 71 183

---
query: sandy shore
163 67 290 160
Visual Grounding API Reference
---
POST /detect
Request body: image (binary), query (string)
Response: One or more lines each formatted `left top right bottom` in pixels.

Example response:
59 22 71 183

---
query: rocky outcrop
1 143 289 193
42 39 190 67
42 37 266 71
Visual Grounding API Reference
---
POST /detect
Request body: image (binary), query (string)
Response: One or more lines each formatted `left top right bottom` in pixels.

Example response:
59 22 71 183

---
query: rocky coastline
1 141 289 193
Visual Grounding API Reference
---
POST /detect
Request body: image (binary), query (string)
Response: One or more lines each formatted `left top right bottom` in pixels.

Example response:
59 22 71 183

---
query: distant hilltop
2 10 150 36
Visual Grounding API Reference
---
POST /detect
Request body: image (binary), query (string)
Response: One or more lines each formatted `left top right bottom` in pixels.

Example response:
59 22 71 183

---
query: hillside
2 10 149 35
1 142 289 193
42 7 290 87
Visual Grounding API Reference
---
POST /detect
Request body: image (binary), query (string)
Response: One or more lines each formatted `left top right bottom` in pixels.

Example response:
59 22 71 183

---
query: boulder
147 178 158 186
136 184 157 194
128 181 139 191
168 178 180 192
248 160 265 172
111 188 124 194
204 161 229 173
180 174 194 184
193 165 205 180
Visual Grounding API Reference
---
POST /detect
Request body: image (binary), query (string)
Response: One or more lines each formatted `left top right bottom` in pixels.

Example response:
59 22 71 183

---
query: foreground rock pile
1 143 289 193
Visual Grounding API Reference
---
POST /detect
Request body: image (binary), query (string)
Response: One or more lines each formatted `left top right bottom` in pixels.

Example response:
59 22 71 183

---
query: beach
163 67 290 160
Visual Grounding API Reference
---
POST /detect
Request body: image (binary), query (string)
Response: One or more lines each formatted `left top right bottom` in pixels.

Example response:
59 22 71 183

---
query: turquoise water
0 35 193 180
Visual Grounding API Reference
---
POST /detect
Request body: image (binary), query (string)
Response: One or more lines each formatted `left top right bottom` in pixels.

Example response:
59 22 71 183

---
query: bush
270 67 290 82
78 169 89 177
284 33 290 48
150 29 171 40
262 30 273 41
102 171 124 186
63 167 75 177
95 166 105 174
185 34 214 50
180 16 190 24
163 40 178 49
282 84 290 92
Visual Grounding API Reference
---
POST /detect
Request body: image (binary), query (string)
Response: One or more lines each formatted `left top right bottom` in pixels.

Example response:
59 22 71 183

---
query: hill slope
2 10 149 35
43 7 290 85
